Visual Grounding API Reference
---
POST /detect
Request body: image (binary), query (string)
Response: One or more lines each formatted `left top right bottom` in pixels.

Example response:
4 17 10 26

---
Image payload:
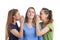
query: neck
27 18 32 24
13 19 17 25
43 19 48 24
26 19 33 28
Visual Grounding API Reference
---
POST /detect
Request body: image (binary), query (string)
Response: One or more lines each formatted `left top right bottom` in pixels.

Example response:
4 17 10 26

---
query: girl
36 8 53 40
5 9 24 40
19 7 43 40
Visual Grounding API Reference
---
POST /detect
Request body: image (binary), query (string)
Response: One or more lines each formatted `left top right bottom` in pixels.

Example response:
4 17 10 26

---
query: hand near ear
35 15 40 24
20 16 25 26
19 16 24 37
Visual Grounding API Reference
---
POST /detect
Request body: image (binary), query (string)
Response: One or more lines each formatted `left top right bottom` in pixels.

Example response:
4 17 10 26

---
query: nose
30 12 32 15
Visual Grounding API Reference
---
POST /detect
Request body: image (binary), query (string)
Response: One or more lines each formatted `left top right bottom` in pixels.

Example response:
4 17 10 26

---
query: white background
0 0 60 40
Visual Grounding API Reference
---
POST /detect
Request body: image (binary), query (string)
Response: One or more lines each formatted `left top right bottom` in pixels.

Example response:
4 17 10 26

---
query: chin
30 17 34 19
30 16 34 18
40 19 43 20
16 19 19 21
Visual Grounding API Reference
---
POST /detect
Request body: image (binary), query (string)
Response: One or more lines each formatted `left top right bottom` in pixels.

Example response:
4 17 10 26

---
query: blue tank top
19 23 43 40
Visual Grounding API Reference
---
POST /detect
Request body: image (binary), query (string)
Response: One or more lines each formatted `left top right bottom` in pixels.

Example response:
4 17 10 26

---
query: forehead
15 11 20 15
40 10 45 14
41 10 45 12
28 8 35 11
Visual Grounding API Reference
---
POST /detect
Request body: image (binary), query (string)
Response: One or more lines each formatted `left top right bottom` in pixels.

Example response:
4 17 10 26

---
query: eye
32 10 35 13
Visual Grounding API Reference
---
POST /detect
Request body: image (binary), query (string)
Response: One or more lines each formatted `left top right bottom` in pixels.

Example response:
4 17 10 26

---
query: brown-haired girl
19 7 43 40
5 9 24 40
36 8 53 40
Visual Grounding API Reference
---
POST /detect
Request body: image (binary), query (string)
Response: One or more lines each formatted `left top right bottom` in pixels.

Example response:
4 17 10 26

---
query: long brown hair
40 8 53 24
5 9 18 40
25 7 36 24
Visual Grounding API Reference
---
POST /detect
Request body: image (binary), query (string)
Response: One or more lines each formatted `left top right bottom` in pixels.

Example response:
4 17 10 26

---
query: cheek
41 15 43 18
16 15 20 20
30 13 34 18
40 15 45 20
32 13 34 17
27 13 30 17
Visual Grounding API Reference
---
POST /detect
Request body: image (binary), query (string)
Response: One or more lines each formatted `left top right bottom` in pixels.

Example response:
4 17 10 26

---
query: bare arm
35 15 50 36
36 24 50 36
10 24 23 38
10 16 24 38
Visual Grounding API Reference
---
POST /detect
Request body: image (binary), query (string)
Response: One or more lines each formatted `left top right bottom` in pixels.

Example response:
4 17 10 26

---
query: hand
20 16 25 26
35 15 40 25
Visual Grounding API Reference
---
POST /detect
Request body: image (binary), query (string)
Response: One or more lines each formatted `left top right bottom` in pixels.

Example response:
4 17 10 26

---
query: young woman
19 7 43 40
5 9 24 40
36 8 53 40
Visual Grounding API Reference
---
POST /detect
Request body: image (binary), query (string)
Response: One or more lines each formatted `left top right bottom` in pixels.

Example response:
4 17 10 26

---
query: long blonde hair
5 9 18 40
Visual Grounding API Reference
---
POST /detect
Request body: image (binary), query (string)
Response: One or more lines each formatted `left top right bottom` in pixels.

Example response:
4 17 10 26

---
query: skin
9 11 24 38
26 8 35 28
10 8 35 38
36 10 50 36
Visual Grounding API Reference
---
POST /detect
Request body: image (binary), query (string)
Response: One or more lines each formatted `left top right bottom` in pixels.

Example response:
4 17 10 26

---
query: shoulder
46 23 53 27
8 24 16 30
46 23 54 31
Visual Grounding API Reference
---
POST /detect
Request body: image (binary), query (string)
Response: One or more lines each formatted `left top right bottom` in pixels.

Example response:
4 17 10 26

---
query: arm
35 15 50 36
10 24 23 38
36 23 50 36
10 16 24 38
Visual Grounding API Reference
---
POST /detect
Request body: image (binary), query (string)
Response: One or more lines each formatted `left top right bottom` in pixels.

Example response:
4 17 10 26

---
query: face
13 11 20 20
27 9 35 19
40 10 48 21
